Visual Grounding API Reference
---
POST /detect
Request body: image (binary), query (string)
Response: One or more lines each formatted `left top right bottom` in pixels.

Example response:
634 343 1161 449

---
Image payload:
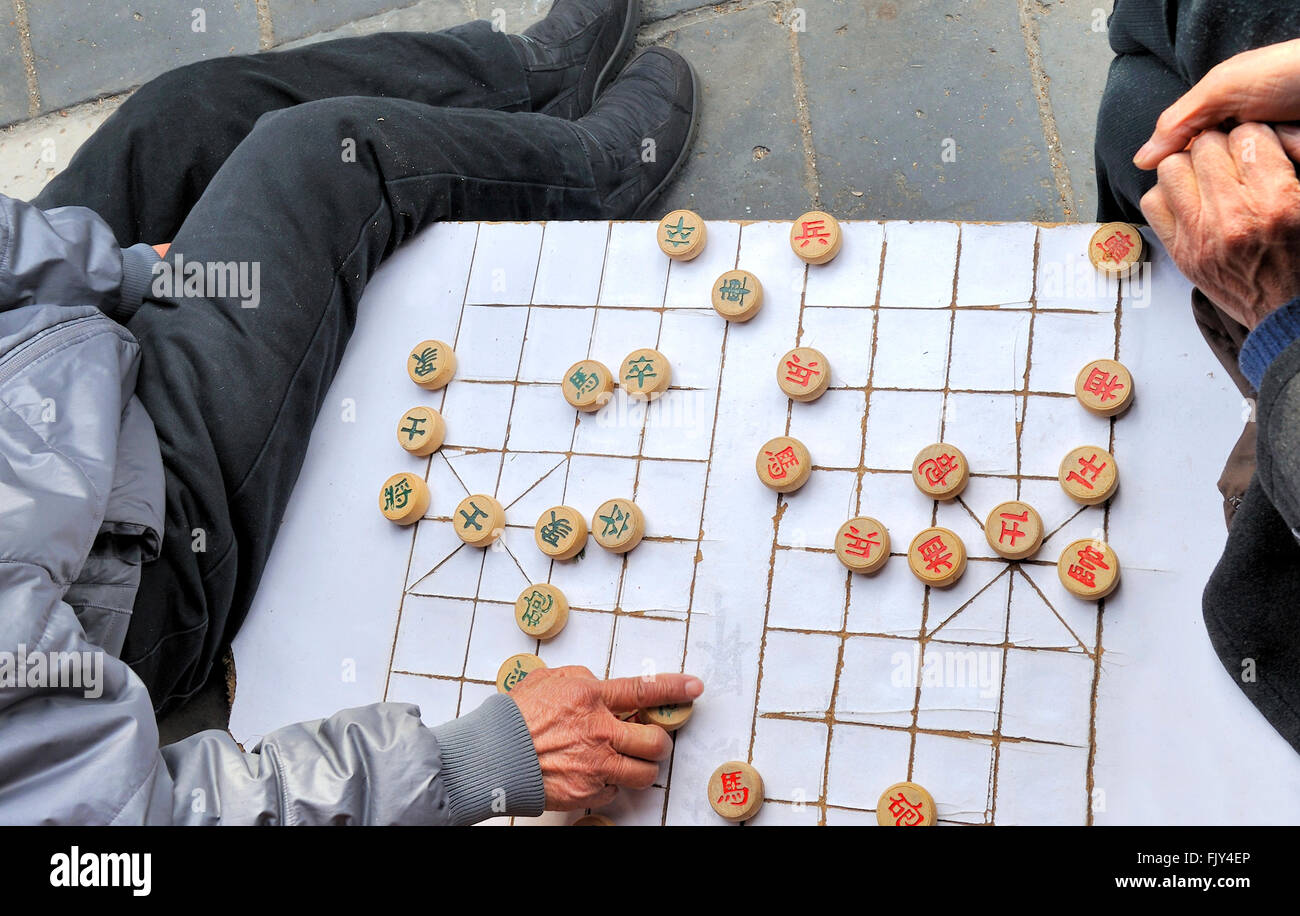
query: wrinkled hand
510 666 704 810
1140 123 1300 329
1134 38 1300 169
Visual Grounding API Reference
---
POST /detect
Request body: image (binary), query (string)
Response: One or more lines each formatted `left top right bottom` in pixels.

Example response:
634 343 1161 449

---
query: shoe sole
589 0 643 109
631 55 700 219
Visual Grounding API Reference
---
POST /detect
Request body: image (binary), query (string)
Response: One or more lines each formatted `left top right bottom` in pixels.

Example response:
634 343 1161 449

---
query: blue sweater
1241 297 1300 391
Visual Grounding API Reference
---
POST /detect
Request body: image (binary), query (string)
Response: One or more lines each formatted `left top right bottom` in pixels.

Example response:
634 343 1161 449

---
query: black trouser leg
124 96 605 712
31 21 531 246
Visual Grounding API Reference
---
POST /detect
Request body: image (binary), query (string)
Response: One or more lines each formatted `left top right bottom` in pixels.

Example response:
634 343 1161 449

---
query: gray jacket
0 195 545 824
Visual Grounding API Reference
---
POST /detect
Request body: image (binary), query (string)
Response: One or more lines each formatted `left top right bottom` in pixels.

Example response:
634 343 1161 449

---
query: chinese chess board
229 219 1300 825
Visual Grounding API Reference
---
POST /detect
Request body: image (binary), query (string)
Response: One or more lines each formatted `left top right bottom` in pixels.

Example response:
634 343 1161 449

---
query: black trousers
33 21 611 713
1095 0 1300 524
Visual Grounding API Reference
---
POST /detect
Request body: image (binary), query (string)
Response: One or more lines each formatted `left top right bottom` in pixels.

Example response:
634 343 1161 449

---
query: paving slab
472 0 549 33
799 0 1061 221
1032 0 1112 220
277 0 474 47
644 0 736 24
0 17 29 128
270 0 412 45
653 3 812 218
28 1 261 113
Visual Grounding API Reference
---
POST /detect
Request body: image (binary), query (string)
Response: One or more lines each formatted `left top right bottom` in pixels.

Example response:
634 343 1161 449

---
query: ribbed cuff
114 243 161 324
1240 298 1300 391
430 694 545 825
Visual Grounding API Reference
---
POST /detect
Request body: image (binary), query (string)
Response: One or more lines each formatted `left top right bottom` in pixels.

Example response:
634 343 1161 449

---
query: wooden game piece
983 501 1044 561
562 359 615 412
378 472 430 526
407 339 456 390
756 436 813 493
834 517 890 574
911 443 969 500
876 781 937 826
515 582 568 639
777 346 831 402
1075 358 1135 417
790 210 842 265
657 209 707 261
1057 538 1121 599
907 527 967 588
572 814 616 826
708 761 763 821
496 653 546 695
1058 446 1118 506
591 498 645 554
396 406 445 457
534 505 588 560
711 269 763 322
620 348 672 400
639 701 693 732
453 493 505 547
1089 222 1143 275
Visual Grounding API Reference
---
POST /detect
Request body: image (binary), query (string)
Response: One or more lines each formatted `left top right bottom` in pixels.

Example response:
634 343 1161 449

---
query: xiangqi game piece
834 516 891 574
908 527 967 588
572 815 615 826
496 653 546 695
711 269 763 322
1088 222 1143 276
395 406 445 457
657 209 707 261
983 500 1043 560
1058 538 1121 599
789 210 842 265
755 435 812 493
406 338 456 391
620 348 672 400
911 443 969 500
639 701 693 732
1075 358 1135 417
876 781 937 827
1058 446 1118 506
534 505 588 560
708 761 764 822
777 346 831 402
562 358 615 412
591 498 646 554
515 582 569 639
378 472 430 526
454 493 506 547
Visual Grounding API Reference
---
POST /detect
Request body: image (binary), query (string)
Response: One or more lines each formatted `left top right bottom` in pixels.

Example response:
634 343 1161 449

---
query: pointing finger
597 673 704 711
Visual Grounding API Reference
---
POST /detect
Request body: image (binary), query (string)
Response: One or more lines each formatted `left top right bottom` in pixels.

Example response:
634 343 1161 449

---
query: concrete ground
0 0 1115 742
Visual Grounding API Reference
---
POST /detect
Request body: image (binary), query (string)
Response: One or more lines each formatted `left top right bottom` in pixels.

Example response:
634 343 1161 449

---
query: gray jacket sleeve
0 199 547 825
0 194 157 321
162 695 546 825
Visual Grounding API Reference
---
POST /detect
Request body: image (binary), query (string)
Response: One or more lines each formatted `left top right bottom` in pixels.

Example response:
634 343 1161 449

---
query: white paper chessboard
229 218 1300 825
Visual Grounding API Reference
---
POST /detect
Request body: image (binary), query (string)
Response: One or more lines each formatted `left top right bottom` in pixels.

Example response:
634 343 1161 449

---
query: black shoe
572 47 699 218
512 0 642 120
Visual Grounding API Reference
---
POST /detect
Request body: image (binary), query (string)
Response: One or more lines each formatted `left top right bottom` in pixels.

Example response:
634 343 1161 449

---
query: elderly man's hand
510 666 704 810
1134 38 1300 169
1140 123 1300 329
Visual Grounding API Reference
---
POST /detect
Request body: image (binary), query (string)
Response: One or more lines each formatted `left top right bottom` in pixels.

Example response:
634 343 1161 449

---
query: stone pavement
2 0 1112 218
0 0 1116 741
